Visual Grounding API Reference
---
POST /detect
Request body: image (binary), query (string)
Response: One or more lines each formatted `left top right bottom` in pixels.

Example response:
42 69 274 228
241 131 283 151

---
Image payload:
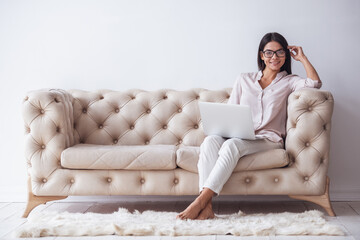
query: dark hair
257 32 292 74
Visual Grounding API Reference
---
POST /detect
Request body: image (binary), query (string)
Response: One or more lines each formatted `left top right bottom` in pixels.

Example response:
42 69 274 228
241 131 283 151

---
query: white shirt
228 70 322 143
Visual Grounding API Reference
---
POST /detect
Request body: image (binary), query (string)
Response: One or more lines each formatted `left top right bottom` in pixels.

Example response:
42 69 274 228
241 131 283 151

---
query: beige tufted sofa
22 87 335 217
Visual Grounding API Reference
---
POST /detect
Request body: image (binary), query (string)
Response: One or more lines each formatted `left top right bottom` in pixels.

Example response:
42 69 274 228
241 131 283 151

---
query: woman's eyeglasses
262 49 286 58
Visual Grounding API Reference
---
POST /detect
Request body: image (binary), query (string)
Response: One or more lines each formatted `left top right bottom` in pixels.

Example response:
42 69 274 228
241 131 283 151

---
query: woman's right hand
287 45 307 62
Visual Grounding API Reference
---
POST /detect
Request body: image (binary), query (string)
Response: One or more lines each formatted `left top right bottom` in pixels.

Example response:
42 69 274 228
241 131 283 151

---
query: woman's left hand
287 45 307 62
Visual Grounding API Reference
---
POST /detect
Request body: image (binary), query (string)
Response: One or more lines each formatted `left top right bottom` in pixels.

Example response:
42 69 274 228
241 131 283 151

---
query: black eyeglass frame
261 49 286 58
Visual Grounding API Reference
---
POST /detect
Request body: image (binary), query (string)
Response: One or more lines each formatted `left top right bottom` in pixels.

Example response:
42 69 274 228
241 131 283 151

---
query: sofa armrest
286 88 334 180
22 89 75 182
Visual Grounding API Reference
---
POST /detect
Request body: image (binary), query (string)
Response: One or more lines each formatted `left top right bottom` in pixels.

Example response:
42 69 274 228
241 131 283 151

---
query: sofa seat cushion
176 146 289 173
61 144 177 170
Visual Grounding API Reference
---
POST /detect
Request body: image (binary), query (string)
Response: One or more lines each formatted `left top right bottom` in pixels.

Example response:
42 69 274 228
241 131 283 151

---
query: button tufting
140 178 145 184
115 108 120 113
131 96 136 100
99 125 103 129
146 109 151 114
195 96 200 100
174 179 179 184
54 98 59 103
70 179 75 184
177 108 182 113
42 178 47 183
163 125 167 129
130 125 135 130
226 95 230 99
145 140 150 145
305 142 310 147
163 95 168 100
274 178 279 183
304 176 309 181
178 139 183 144
245 178 251 183
194 124 199 129
40 109 45 114
113 139 118 144
323 124 327 130
308 107 312 111
56 127 60 132
24 96 29 101
99 96 104 100
82 108 87 113
41 145 45 149
107 178 112 183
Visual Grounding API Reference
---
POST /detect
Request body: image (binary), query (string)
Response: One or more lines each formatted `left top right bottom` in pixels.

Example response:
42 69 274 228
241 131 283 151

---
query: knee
222 138 239 149
200 135 224 150
219 138 245 156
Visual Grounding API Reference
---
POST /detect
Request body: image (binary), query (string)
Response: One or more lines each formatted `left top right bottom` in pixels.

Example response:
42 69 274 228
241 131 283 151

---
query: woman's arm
228 76 242 105
287 46 321 84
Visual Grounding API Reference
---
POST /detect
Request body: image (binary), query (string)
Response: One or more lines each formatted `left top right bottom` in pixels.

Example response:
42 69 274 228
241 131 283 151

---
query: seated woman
177 32 322 220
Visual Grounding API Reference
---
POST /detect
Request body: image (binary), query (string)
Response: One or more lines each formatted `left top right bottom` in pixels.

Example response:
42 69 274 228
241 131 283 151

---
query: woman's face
260 41 286 72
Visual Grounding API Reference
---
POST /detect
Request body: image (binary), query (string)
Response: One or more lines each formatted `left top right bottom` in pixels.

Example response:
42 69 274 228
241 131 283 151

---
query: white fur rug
15 208 344 238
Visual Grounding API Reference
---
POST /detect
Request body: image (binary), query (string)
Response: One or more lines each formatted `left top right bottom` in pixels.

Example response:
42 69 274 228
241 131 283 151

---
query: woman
176 32 322 220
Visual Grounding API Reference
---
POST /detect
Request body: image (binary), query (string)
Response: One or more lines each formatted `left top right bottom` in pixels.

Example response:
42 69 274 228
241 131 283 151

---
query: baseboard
1 186 359 202
330 187 360 201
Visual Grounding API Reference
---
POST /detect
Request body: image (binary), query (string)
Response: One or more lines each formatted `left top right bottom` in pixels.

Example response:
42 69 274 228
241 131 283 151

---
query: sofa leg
289 176 335 216
22 177 67 218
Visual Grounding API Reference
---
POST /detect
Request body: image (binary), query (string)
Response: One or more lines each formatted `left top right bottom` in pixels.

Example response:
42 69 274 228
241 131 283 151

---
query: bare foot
176 188 215 220
196 201 215 220
176 197 204 220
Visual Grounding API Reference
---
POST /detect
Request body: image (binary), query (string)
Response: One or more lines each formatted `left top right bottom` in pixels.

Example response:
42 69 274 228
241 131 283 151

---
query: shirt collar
256 70 288 82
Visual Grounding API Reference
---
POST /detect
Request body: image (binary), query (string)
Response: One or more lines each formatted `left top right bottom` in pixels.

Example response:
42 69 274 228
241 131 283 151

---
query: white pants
198 135 283 195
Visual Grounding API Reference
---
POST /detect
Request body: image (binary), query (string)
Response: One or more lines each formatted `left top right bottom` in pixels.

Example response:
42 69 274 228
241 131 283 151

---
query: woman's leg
198 135 226 192
177 135 225 220
203 138 283 194
177 138 282 220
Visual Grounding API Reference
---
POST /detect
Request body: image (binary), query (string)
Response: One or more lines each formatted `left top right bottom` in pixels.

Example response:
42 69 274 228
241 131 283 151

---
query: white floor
0 200 359 240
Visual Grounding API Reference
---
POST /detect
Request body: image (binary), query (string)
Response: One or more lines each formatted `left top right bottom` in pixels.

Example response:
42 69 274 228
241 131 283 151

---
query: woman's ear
260 51 264 61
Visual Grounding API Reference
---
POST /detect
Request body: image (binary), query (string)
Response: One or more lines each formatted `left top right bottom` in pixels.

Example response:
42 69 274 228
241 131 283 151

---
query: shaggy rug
15 208 344 238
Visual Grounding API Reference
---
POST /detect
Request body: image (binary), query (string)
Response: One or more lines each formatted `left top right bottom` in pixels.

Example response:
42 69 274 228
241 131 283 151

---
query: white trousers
198 135 283 195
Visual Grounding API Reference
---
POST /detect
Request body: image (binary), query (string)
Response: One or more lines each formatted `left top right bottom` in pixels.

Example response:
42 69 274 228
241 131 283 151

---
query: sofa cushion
176 146 289 173
61 144 177 170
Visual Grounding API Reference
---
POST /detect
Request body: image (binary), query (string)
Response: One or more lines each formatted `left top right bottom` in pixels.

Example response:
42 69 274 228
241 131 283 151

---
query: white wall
0 0 359 201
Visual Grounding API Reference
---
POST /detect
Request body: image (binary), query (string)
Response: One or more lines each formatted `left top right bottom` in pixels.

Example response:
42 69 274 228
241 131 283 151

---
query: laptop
198 102 256 140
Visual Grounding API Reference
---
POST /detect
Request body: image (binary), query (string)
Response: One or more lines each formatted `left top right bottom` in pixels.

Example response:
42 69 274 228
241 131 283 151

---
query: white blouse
228 70 321 143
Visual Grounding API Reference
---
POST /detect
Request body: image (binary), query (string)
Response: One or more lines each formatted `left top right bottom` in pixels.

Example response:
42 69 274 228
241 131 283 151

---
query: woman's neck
262 68 281 81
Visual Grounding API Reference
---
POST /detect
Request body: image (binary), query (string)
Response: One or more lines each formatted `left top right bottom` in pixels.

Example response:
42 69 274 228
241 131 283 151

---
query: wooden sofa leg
289 176 335 216
23 177 67 218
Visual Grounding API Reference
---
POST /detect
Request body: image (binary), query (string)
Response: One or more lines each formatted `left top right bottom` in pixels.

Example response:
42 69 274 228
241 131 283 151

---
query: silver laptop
198 102 255 140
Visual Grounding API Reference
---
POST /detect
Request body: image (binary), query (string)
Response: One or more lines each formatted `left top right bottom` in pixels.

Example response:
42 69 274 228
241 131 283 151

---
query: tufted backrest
69 89 232 147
